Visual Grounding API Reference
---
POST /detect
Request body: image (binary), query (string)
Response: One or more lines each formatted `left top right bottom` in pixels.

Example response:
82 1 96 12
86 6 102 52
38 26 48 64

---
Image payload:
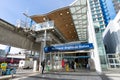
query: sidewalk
102 69 120 80
2 69 120 80
12 70 102 80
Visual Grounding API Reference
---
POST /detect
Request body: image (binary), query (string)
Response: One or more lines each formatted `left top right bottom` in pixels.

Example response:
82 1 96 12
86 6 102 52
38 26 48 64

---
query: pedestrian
61 59 65 68
71 61 75 71
86 63 90 70
74 61 76 71
41 59 45 74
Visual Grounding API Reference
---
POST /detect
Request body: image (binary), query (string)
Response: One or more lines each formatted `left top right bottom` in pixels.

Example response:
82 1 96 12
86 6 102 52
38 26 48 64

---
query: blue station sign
44 43 94 53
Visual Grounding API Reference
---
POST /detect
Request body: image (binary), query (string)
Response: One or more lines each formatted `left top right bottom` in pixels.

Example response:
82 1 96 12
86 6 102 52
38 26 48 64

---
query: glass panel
108 55 115 58
116 65 120 68
70 8 76 13
72 15 77 19
77 10 81 13
75 26 79 28
115 59 119 63
110 65 115 68
82 9 86 13
75 0 80 5
74 21 79 24
76 7 80 11
109 59 114 63
81 0 86 4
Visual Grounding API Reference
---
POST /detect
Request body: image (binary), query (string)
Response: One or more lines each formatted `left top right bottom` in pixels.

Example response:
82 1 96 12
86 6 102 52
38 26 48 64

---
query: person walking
61 59 65 68
71 61 75 72
41 60 45 74
74 61 76 71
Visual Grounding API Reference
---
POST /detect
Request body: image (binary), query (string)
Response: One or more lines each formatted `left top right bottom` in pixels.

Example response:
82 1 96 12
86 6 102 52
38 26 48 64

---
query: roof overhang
30 0 88 43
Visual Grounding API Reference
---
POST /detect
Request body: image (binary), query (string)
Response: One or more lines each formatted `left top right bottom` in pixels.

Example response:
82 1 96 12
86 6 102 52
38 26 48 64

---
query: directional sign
44 43 94 53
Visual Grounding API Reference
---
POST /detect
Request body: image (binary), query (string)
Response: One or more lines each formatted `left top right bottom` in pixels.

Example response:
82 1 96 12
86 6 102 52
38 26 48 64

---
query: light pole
43 29 47 61
23 12 29 27
23 12 33 28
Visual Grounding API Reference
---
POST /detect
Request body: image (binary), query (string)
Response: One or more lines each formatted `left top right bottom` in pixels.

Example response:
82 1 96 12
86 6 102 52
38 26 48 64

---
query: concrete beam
0 19 40 51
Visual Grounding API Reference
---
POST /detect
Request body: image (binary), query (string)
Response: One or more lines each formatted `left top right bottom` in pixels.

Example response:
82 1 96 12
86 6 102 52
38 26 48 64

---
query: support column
43 29 47 60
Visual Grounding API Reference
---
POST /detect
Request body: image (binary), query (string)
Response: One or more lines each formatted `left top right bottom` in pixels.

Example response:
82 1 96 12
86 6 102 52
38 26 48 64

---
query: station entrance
45 51 91 71
44 43 94 71
63 53 89 69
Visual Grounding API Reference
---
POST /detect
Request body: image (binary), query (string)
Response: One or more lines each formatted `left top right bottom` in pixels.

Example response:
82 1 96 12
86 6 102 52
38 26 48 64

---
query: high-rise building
103 11 120 68
112 0 120 14
106 0 116 19
89 0 109 29
89 0 108 69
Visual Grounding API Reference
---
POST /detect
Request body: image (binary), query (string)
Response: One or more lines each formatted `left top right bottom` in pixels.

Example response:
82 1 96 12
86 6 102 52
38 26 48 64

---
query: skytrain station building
0 0 107 73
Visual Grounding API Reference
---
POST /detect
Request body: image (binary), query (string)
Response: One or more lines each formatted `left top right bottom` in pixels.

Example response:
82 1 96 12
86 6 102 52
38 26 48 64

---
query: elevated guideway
0 19 40 51
0 19 64 51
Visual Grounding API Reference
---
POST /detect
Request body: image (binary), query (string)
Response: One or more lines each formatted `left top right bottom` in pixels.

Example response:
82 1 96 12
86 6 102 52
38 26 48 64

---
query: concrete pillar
50 52 52 70
38 52 42 72
33 60 38 72
87 0 102 73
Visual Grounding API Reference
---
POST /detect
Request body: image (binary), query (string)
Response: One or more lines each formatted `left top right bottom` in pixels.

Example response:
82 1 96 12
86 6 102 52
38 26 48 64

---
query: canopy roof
30 0 87 42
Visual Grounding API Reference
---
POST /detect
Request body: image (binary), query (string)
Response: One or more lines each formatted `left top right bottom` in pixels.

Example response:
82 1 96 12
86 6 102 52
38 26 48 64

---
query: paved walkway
102 69 120 80
12 70 102 80
1 69 120 80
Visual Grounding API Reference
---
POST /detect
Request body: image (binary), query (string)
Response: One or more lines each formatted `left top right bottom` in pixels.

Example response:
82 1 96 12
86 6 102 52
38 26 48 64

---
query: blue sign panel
44 43 94 53
63 56 90 59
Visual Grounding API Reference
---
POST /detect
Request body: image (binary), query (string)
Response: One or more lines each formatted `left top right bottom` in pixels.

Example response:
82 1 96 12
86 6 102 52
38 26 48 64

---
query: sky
0 0 75 25
0 0 75 53
106 0 116 19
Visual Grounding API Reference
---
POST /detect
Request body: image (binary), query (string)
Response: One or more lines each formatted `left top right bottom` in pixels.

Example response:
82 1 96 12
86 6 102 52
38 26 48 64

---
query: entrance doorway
63 53 90 70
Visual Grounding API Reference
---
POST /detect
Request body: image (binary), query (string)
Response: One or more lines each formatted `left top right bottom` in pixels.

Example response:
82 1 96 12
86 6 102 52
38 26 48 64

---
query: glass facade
69 0 108 70
89 0 106 30
89 0 110 69
70 0 87 42
89 0 108 69
94 22 107 69
112 0 120 14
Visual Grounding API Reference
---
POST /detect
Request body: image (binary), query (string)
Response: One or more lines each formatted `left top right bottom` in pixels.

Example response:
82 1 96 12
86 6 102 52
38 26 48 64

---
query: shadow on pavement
28 76 75 80
27 71 100 80
99 73 110 80
43 71 98 76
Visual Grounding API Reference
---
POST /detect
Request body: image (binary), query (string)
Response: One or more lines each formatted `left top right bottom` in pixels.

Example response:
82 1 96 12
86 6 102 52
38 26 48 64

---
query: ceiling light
67 12 69 14
52 29 54 32
43 17 46 21
60 13 63 15
66 24 68 26
71 23 73 25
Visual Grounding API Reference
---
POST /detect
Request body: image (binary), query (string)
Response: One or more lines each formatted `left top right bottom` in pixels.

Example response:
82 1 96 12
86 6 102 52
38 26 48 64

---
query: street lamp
43 29 47 61
23 12 33 28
